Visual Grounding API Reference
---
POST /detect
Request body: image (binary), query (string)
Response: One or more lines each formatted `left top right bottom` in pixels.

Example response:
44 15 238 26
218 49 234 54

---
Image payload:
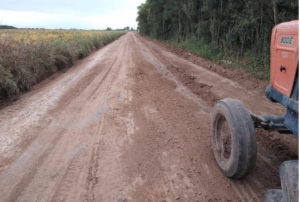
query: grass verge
165 38 270 81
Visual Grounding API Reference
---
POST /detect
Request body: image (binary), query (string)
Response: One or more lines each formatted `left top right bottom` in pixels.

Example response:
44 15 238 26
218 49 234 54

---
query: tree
123 26 130 31
0 25 17 29
136 0 298 78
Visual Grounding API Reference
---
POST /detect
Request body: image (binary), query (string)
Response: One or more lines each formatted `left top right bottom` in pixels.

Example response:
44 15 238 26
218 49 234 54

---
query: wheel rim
215 115 232 161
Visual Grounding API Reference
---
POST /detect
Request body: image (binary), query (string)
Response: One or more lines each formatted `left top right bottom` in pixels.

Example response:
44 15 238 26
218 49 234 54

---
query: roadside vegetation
0 30 126 100
136 0 298 80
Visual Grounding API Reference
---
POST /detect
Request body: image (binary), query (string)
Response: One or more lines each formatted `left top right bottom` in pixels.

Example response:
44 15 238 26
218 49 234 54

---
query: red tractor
211 20 298 202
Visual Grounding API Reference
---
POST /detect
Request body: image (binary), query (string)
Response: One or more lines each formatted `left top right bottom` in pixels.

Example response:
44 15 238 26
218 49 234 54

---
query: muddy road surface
0 32 297 202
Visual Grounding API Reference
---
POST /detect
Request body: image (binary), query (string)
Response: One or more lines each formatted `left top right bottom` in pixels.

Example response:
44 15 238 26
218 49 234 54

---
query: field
0 29 126 100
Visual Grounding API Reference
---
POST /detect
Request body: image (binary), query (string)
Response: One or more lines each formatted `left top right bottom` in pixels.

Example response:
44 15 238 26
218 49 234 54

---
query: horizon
0 24 135 30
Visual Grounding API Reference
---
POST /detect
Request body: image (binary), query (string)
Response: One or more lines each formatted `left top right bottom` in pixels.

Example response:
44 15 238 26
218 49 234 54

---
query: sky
0 0 145 30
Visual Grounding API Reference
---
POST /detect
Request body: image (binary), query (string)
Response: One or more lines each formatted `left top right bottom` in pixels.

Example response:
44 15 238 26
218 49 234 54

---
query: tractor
211 20 298 202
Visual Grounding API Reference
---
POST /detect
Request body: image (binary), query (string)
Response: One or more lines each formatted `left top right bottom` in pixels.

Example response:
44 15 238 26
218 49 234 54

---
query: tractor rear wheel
211 98 257 178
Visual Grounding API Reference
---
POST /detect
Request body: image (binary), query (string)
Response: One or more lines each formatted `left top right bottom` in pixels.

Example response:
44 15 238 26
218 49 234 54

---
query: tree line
0 25 17 29
107 27 135 31
136 0 298 79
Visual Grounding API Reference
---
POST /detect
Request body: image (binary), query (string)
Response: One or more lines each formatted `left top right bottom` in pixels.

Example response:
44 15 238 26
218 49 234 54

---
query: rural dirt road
0 32 297 202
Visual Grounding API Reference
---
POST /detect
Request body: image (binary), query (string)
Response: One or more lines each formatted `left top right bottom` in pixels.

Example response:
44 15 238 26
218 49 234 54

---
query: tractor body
264 20 299 136
210 20 299 202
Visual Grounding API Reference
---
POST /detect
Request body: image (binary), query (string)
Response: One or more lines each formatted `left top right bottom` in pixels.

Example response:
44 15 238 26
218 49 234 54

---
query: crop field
0 29 126 99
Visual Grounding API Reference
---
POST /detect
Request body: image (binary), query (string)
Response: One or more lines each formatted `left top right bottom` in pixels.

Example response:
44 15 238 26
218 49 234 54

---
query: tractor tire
265 161 299 202
211 98 257 178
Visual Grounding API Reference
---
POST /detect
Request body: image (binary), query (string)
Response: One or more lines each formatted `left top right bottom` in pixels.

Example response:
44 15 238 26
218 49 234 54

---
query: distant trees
0 25 17 29
107 27 112 31
136 0 298 76
116 27 135 31
124 26 130 31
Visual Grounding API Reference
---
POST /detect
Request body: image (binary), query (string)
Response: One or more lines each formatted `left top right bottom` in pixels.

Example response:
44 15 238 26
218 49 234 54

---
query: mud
0 32 297 202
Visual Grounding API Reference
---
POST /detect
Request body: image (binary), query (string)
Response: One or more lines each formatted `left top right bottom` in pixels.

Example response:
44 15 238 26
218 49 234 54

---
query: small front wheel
211 98 257 178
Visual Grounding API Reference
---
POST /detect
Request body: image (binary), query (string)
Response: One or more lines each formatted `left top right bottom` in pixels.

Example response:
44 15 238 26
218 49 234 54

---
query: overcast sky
0 0 145 29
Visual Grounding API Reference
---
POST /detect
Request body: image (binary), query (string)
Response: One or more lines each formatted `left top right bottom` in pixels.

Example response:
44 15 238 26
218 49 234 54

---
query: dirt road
0 32 297 202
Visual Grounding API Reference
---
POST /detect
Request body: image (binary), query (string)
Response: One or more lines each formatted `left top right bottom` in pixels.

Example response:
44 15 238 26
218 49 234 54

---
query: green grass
164 38 270 81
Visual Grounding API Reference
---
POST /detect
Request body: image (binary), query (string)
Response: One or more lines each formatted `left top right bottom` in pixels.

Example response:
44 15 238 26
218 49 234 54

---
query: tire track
0 32 294 202
83 36 131 202
120 33 289 202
